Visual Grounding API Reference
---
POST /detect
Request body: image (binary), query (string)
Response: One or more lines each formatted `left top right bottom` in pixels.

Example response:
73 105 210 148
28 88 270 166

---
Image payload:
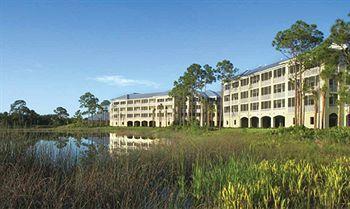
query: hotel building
222 59 349 128
109 90 221 127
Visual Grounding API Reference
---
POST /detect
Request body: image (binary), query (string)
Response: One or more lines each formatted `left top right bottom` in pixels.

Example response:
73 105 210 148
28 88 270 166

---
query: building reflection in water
109 133 159 153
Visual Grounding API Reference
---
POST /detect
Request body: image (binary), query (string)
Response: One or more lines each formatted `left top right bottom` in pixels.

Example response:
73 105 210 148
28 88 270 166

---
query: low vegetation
0 127 350 209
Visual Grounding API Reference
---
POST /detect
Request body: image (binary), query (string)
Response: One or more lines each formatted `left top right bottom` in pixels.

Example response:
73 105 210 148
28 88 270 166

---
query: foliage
270 126 350 143
1 128 350 208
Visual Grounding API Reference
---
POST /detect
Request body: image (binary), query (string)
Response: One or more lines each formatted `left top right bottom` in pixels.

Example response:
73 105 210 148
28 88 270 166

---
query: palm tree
157 104 163 127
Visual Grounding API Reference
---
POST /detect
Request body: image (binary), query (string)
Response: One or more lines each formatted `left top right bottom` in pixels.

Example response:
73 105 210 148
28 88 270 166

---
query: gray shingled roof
111 91 170 101
111 90 220 101
237 59 287 78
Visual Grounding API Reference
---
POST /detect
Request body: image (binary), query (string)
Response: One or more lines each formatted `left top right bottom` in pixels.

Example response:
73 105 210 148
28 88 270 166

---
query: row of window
223 96 319 113
224 67 288 90
113 98 173 106
113 113 174 119
113 105 173 112
224 72 320 91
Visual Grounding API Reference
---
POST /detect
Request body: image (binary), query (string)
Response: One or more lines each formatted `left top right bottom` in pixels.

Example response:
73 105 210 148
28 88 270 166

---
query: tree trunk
218 84 223 129
314 99 318 129
321 92 326 129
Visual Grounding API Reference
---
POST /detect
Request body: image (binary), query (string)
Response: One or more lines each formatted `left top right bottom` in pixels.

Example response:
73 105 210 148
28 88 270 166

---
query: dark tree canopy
272 20 324 58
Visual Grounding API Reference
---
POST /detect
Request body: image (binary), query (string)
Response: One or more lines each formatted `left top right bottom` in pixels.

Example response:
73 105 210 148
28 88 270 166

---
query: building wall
110 92 221 127
222 61 350 128
110 95 175 127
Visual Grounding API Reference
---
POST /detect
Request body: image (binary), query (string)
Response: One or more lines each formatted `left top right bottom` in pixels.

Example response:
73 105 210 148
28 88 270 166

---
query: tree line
0 92 111 128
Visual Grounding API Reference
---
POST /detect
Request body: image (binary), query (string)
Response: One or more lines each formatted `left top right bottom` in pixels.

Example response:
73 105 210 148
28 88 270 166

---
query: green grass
1 127 350 208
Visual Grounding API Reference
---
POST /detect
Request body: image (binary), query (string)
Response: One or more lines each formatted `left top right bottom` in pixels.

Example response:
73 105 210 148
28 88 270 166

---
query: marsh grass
1 127 350 208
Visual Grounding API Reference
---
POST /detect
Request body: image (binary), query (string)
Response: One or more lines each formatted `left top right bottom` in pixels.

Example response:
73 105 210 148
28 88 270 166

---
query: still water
31 133 160 161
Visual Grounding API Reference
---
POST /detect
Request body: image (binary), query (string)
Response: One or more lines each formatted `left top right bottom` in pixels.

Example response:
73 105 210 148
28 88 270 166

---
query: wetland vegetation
1 126 350 208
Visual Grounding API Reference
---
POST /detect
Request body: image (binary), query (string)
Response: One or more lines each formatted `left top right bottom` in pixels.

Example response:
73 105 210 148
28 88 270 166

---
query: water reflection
32 133 160 161
109 133 159 153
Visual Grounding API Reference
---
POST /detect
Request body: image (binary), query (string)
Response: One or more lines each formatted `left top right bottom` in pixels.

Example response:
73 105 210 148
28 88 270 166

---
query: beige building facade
109 90 221 127
222 59 349 128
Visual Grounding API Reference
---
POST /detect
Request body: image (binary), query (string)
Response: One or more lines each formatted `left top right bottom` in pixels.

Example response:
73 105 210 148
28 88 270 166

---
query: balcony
273 92 285 99
273 76 286 83
261 94 271 100
250 82 259 89
250 96 259 102
304 67 319 77
261 80 272 87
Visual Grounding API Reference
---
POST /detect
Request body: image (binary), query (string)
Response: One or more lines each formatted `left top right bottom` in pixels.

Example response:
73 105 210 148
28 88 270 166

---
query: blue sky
1 0 349 115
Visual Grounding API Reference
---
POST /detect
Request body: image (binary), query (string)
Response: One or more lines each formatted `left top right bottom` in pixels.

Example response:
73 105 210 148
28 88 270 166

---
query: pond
23 133 161 162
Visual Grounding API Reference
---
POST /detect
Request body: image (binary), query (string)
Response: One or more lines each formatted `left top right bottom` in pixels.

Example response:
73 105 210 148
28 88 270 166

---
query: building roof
111 91 170 101
111 90 220 101
237 59 287 78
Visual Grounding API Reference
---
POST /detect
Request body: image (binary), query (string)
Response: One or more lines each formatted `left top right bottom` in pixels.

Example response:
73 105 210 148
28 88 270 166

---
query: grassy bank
1 127 350 208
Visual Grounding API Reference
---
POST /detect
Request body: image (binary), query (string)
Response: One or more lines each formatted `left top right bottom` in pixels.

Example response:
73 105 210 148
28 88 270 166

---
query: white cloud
93 75 159 88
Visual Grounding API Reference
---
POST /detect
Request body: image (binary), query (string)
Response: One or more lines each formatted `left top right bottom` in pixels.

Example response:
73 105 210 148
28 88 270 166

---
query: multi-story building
222 59 349 128
109 90 221 127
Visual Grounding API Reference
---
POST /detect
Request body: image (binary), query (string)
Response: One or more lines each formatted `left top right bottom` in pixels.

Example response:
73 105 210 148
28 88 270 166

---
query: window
329 79 337 92
224 106 230 113
261 101 271 109
134 100 140 104
288 81 295 91
241 78 249 86
134 107 140 111
127 107 133 111
274 83 285 93
127 114 133 118
225 84 230 90
240 104 249 111
273 67 286 78
141 106 148 110
261 86 271 95
166 98 173 102
329 94 337 106
250 75 260 84
234 120 236 125
250 89 259 97
304 95 314 106
141 99 148 103
241 91 249 99
232 81 239 88
304 76 319 88
120 101 126 105
232 93 238 100
134 114 140 117
157 99 164 102
289 65 300 74
250 102 259 111
127 100 133 104
288 98 295 107
224 95 230 102
141 113 148 117
274 99 285 108
113 102 119 105
149 99 156 103
120 107 125 111
261 71 272 81
310 117 314 125
232 105 238 112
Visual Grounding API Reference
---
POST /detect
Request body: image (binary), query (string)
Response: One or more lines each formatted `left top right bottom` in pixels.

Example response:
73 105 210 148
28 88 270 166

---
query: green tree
272 20 324 126
53 107 69 125
79 92 99 124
